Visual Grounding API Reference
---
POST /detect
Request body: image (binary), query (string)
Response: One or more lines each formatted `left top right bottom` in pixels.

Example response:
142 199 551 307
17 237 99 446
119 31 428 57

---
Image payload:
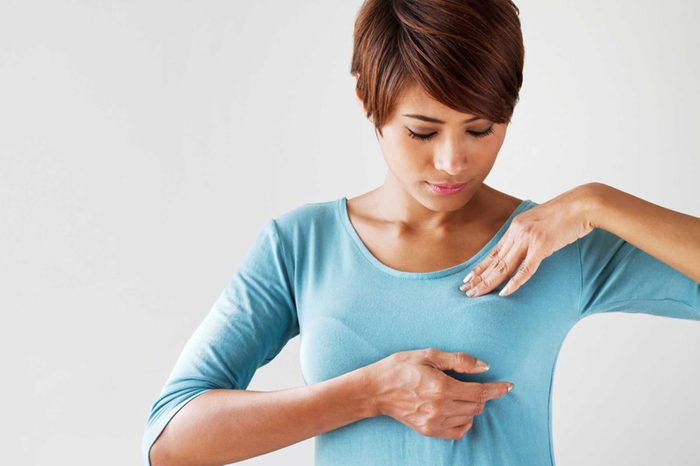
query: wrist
353 366 382 418
579 182 611 230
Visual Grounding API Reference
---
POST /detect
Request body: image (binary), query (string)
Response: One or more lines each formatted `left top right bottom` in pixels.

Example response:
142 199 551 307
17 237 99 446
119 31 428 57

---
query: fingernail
466 288 477 297
507 383 514 392
463 271 474 283
499 285 511 297
476 359 490 370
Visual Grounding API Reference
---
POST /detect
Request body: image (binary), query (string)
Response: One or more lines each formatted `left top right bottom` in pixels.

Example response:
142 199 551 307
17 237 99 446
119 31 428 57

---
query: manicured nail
463 271 474 283
507 383 514 392
466 288 477 297
476 359 490 370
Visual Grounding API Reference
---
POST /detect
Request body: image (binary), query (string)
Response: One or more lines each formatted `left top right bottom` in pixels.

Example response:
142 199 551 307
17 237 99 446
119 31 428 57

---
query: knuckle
423 421 438 436
458 419 474 438
511 216 527 230
436 382 448 397
427 380 446 398
455 351 471 366
518 263 531 276
424 402 440 419
418 348 433 362
464 419 474 432
426 411 442 426
517 220 534 234
476 387 489 403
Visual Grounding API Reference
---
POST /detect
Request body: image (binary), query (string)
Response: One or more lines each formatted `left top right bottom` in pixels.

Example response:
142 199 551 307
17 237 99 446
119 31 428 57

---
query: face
358 82 508 213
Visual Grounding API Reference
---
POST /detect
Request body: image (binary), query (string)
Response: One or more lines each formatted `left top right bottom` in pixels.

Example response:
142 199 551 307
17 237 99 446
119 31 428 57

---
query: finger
443 400 485 419
441 414 476 430
462 235 511 285
499 250 543 297
479 234 516 277
464 238 520 297
468 240 523 297
453 381 515 403
422 349 491 374
443 417 474 439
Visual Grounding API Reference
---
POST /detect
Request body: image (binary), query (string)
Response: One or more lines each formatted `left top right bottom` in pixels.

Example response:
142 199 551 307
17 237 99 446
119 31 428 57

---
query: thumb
423 349 490 373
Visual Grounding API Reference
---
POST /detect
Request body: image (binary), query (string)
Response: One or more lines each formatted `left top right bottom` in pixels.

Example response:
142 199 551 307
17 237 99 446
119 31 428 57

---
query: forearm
585 182 700 283
150 367 377 466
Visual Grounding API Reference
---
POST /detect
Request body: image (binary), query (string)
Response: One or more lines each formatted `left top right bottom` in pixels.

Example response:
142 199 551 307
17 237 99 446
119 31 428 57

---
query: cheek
382 137 425 171
471 134 505 168
469 148 500 178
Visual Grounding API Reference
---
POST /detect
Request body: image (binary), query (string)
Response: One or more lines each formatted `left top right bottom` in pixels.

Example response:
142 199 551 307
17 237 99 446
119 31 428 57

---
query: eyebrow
402 113 481 124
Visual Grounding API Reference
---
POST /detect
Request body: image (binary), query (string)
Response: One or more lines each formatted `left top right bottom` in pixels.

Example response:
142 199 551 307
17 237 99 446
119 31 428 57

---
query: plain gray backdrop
1 1 698 465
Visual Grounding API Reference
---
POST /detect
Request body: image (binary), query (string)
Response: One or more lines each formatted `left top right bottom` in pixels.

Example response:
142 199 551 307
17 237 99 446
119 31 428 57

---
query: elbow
150 438 209 466
150 438 182 466
149 439 167 466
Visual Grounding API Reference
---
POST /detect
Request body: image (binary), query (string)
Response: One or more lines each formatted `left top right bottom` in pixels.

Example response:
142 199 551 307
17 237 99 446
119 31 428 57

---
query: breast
298 251 579 393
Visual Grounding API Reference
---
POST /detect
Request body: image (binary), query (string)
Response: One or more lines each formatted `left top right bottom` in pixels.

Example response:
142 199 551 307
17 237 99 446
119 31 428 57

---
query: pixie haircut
350 0 524 137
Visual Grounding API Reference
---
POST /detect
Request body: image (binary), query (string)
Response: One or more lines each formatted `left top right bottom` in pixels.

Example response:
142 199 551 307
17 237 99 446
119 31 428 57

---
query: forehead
396 83 477 120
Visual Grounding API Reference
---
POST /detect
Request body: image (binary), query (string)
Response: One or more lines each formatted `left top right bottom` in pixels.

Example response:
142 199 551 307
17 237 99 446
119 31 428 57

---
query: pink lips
427 181 466 195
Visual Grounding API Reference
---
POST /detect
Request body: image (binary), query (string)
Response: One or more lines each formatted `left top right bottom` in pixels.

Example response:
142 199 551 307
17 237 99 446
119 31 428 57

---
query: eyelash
406 127 495 141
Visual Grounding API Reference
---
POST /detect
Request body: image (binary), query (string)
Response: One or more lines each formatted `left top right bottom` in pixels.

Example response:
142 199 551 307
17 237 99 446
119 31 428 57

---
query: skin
152 78 699 466
150 79 522 466
349 79 525 274
352 77 700 298
461 182 700 298
349 75 700 439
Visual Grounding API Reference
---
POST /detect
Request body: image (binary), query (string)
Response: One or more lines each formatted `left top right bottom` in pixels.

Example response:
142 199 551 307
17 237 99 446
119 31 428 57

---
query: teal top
142 197 699 466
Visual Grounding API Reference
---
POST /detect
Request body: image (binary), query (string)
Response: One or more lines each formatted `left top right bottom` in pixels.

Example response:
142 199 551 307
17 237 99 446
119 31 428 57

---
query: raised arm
587 182 700 284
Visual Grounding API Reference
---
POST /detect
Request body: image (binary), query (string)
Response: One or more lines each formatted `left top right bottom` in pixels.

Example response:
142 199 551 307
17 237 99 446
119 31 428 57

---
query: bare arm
587 182 700 283
150 367 377 466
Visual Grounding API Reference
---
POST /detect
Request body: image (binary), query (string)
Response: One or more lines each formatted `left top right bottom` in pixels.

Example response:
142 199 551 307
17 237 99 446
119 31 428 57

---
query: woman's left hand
459 183 602 298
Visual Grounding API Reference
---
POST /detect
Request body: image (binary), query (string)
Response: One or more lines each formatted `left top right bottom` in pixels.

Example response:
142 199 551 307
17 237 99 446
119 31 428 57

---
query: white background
1 1 699 465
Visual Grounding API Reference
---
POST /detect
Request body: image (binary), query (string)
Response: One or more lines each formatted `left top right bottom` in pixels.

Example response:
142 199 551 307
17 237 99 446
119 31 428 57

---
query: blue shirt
142 197 700 466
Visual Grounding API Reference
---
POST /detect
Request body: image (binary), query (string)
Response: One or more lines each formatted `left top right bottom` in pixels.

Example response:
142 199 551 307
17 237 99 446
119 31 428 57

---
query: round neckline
337 196 534 280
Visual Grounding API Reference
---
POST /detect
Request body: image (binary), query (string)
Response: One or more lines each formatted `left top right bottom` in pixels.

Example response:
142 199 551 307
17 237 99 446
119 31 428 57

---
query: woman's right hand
362 348 514 440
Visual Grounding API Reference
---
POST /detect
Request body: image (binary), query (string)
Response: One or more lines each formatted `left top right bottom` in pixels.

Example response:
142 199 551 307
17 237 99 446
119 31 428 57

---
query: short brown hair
350 0 525 137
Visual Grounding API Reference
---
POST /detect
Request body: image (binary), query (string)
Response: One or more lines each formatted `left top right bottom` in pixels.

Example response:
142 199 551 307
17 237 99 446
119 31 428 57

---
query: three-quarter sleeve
141 218 299 466
577 227 699 319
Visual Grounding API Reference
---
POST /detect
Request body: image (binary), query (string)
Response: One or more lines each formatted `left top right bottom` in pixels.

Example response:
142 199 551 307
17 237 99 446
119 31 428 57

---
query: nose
433 140 468 175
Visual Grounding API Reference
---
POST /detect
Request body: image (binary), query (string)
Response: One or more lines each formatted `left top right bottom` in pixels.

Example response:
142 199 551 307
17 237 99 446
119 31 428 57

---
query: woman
142 1 700 465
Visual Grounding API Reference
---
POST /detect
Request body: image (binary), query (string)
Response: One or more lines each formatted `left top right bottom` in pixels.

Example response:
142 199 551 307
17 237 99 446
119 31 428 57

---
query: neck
373 172 487 233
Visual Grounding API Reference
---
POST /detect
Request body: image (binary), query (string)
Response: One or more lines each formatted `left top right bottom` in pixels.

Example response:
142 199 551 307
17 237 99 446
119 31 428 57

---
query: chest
296 249 579 390
350 220 500 273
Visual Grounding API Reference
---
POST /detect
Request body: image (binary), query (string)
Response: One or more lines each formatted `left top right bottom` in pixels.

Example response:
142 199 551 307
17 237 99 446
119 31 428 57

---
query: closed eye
406 126 495 141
